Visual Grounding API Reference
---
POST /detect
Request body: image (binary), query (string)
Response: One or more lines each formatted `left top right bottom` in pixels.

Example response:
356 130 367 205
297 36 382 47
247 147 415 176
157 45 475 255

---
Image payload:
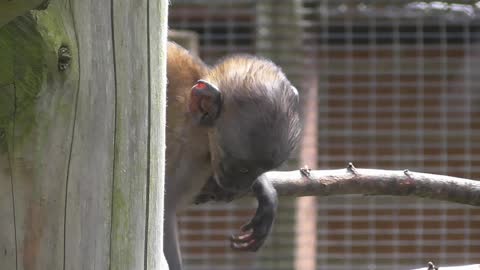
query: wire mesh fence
170 1 480 269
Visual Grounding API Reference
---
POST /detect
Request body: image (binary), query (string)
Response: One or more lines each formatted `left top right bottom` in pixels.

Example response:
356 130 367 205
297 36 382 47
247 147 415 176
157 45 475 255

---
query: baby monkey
165 42 301 270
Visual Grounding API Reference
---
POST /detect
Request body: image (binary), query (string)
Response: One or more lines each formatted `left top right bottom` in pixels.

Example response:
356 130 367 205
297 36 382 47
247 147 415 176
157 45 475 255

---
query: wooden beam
0 0 49 27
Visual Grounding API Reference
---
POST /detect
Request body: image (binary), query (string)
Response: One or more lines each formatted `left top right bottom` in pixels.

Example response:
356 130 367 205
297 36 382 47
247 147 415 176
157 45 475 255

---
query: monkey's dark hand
194 176 278 252
230 176 278 252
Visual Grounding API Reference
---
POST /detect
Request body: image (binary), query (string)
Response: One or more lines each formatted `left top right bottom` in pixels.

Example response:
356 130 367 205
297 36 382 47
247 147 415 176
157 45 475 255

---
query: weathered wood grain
0 4 78 269
146 0 169 269
64 0 115 269
0 1 168 269
0 83 16 270
110 0 149 269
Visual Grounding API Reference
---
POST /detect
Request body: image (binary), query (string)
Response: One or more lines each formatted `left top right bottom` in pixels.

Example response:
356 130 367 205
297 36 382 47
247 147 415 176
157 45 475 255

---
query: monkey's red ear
189 80 222 126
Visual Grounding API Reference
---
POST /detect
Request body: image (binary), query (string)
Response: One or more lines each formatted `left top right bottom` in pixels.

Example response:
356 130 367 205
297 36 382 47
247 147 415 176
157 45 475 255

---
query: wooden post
0 0 168 269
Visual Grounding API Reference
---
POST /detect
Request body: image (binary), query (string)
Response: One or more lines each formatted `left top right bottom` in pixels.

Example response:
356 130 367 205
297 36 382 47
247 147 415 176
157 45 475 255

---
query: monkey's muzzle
214 173 257 193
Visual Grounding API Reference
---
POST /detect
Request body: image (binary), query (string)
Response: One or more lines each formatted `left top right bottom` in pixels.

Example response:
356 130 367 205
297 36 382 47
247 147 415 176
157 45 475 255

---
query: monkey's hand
194 176 278 252
230 176 278 252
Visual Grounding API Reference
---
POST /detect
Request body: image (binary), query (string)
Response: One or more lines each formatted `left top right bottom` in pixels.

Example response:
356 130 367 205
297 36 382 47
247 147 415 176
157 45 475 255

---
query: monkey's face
200 55 302 193
208 100 296 192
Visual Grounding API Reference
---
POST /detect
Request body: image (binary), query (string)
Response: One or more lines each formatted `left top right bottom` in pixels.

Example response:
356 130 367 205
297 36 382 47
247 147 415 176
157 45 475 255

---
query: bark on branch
262 163 480 206
410 262 480 270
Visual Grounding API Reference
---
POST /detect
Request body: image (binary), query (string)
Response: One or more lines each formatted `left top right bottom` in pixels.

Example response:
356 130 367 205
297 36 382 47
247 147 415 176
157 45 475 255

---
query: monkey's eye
239 168 249 174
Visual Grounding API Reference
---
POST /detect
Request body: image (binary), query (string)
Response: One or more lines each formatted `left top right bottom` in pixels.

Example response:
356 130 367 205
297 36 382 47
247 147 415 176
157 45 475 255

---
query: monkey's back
166 42 208 129
167 42 207 99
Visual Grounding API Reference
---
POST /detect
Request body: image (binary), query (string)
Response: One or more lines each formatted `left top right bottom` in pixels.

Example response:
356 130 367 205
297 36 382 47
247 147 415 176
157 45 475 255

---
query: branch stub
347 162 358 175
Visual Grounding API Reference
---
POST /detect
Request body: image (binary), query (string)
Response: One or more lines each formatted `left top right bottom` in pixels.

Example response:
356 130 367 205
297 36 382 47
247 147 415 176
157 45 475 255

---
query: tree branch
262 163 480 206
409 262 480 270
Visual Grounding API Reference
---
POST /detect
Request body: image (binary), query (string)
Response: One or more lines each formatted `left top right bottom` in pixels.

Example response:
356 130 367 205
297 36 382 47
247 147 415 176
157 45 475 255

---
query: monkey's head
189 55 301 193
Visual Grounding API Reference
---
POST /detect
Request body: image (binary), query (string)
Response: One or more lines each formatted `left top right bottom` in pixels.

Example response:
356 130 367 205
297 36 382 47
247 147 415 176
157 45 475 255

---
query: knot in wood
58 46 71 71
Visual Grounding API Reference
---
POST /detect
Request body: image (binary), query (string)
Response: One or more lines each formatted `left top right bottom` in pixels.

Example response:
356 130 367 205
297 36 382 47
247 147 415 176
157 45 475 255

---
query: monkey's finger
240 221 254 232
230 227 268 251
232 237 264 252
230 231 265 252
230 238 257 251
240 214 263 232
230 231 253 242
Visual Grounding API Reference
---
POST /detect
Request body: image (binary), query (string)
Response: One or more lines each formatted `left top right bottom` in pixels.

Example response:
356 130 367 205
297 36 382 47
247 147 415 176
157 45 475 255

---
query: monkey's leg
230 176 278 252
164 209 183 270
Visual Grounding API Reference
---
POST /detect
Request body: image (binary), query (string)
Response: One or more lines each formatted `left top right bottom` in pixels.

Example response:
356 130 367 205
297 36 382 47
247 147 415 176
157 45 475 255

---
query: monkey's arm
230 176 278 251
194 176 278 252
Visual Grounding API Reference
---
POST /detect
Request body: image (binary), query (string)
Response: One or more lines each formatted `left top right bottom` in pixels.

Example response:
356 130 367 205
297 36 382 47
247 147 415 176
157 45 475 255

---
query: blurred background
169 1 480 269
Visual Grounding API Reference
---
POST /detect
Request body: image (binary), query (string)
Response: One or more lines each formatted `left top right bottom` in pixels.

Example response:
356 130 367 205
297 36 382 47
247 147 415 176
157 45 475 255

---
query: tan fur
166 42 212 208
165 42 301 270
